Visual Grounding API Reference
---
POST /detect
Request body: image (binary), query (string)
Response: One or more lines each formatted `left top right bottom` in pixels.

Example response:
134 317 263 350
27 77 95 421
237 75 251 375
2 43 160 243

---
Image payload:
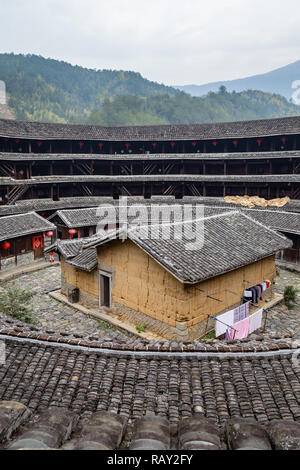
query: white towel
243 290 253 298
215 309 234 337
249 308 263 334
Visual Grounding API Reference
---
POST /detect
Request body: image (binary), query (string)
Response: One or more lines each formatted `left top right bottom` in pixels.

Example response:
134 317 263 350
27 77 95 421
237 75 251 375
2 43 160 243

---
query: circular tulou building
1 116 300 450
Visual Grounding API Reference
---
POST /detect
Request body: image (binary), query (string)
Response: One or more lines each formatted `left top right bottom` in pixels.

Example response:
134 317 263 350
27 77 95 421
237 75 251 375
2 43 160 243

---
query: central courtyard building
55 210 291 340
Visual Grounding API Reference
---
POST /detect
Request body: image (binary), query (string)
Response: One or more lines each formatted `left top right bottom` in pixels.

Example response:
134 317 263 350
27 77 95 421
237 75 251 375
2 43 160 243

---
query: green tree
284 285 299 310
0 284 37 324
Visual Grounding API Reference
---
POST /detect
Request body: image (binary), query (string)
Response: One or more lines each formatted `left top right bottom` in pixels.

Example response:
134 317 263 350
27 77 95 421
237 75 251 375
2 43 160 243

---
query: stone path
1 266 129 339
266 268 300 338
1 265 300 340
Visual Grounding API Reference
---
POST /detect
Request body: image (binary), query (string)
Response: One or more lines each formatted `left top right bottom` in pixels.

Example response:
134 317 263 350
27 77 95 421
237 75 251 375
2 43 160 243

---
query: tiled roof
1 115 300 141
2 404 300 450
49 203 300 236
48 239 84 259
2 174 300 185
0 211 56 242
66 249 98 272
84 211 292 283
0 331 299 437
1 150 300 161
0 197 115 216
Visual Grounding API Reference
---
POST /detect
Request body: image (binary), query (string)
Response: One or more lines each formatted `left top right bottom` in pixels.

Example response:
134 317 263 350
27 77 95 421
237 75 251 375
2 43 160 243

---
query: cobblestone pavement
1 266 130 339
1 265 300 340
266 267 300 338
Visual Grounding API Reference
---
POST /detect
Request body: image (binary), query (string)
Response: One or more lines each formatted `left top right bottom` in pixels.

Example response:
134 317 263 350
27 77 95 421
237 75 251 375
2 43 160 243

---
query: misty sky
1 0 300 86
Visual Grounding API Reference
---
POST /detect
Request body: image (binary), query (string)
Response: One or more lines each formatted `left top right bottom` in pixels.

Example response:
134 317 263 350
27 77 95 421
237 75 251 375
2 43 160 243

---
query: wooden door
33 235 43 259
99 273 111 307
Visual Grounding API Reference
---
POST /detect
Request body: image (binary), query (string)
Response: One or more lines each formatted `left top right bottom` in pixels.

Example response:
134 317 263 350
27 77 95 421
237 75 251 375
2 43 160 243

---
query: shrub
284 285 299 310
136 325 147 334
0 284 37 324
202 330 216 340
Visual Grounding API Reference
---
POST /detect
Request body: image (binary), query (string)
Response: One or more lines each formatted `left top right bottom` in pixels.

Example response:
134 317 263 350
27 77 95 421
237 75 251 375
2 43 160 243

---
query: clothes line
208 314 237 332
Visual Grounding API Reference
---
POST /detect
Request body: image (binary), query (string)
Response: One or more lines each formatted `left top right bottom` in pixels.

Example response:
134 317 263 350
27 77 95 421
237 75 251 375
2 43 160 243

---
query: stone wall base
111 302 215 341
0 252 35 271
61 276 99 309
60 275 274 341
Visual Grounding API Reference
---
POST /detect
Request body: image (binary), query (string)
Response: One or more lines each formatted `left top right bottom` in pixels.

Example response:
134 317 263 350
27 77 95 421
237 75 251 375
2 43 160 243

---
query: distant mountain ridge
0 53 300 125
0 53 177 122
175 60 300 100
0 103 14 120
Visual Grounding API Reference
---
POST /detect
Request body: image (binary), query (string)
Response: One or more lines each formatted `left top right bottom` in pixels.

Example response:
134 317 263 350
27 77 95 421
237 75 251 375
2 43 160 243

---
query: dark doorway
99 273 111 307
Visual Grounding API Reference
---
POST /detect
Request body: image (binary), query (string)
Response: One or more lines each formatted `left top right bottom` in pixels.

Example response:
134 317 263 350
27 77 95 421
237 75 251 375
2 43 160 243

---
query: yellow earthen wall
61 240 276 328
61 257 98 298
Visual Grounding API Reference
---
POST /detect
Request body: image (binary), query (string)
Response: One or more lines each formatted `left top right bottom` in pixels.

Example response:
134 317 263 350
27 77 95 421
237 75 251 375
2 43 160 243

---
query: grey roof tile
0 211 56 242
0 115 300 140
84 211 292 283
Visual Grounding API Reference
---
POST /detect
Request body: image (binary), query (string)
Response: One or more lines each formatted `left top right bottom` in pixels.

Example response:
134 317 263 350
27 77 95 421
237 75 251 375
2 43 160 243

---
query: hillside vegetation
1 53 300 125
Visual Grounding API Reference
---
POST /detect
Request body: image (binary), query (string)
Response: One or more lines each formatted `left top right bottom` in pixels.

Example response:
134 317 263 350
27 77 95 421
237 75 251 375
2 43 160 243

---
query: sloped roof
0 330 299 429
66 248 98 272
45 238 84 259
49 203 227 229
1 115 300 141
2 173 300 185
1 150 300 161
84 211 292 283
0 211 56 242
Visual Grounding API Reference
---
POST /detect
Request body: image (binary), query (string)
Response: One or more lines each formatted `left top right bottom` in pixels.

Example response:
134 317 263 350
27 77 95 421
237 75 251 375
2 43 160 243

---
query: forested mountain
175 60 300 100
0 53 177 122
1 53 300 125
84 88 300 126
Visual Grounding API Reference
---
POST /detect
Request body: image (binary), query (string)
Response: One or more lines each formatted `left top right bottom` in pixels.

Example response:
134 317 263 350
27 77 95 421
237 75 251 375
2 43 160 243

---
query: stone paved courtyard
0 264 300 339
1 265 130 339
266 267 300 338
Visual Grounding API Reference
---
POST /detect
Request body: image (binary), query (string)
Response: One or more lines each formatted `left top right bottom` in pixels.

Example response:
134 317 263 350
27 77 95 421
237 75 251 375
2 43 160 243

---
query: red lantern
191 141 197 147
37 141 43 148
68 228 77 239
125 143 130 150
78 142 84 149
281 137 287 144
151 142 157 149
212 141 218 147
98 142 104 150
2 242 11 250
15 139 20 144
233 140 238 147
256 138 262 146
170 142 175 149
45 231 54 237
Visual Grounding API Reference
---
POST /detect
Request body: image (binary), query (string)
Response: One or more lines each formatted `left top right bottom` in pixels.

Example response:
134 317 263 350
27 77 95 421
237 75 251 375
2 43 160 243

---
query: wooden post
263 309 268 332
204 314 209 335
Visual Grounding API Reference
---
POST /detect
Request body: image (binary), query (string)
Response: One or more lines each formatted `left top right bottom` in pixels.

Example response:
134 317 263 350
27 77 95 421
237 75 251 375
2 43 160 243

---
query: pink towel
232 316 250 339
249 308 263 334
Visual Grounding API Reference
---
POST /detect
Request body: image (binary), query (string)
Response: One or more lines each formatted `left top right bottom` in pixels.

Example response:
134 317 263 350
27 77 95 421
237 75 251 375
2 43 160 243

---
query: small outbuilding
54 210 291 340
0 211 56 271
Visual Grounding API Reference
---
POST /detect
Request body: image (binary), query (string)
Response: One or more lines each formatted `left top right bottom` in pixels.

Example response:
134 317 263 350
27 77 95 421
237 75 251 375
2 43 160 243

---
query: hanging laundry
255 284 262 300
232 316 250 339
249 308 263 334
215 309 234 337
233 301 250 323
250 287 258 304
261 281 267 292
225 328 232 341
243 290 253 299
